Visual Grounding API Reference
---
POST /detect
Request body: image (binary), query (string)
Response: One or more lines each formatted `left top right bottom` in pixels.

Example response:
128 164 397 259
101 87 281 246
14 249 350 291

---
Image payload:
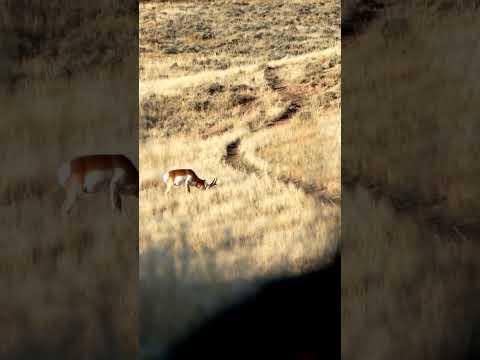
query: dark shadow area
139 229 258 357
139 218 340 360
163 254 340 360
342 0 384 38
466 291 480 359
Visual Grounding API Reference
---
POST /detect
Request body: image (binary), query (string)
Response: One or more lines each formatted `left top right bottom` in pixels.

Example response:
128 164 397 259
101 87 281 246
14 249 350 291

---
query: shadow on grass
140 222 340 359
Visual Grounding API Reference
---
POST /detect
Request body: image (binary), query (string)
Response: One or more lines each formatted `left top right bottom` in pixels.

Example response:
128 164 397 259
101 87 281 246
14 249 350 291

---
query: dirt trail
263 65 303 127
140 48 338 97
141 48 340 203
224 63 339 207
223 139 259 176
344 171 480 240
224 137 339 207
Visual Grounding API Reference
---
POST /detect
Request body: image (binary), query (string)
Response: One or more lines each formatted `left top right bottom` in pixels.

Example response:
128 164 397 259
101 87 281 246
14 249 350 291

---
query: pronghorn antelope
163 169 217 195
58 154 138 214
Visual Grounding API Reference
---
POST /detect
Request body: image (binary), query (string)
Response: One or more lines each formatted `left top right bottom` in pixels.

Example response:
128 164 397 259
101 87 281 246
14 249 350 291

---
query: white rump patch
162 171 191 186
173 175 188 186
162 172 170 184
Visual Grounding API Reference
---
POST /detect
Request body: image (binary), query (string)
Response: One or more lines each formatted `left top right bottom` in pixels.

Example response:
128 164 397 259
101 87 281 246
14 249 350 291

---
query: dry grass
141 127 338 264
1 2 138 359
343 3 480 225
342 1 480 359
140 0 340 352
1 79 138 360
1 0 137 90
140 0 339 79
140 132 340 346
342 187 480 360
249 98 340 197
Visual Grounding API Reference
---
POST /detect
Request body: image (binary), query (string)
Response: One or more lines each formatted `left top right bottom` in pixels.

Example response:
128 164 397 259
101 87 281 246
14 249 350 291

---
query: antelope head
206 178 217 189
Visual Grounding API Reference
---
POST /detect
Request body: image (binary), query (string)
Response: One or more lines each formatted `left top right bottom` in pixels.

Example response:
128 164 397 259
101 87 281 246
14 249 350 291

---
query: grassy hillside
140 0 339 79
140 0 340 351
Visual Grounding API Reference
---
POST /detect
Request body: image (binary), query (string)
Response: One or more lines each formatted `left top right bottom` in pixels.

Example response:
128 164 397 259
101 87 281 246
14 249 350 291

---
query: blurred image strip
342 0 480 359
0 1 138 359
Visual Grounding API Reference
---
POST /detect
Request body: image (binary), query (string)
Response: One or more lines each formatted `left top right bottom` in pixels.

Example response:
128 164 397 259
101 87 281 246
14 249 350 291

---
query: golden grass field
342 1 480 359
139 0 340 351
1 2 138 359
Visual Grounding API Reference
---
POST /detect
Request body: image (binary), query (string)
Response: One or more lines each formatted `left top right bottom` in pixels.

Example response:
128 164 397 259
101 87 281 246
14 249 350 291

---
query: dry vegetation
344 2 480 225
139 0 340 354
140 0 339 79
0 0 137 90
343 187 480 359
0 2 138 359
342 1 480 359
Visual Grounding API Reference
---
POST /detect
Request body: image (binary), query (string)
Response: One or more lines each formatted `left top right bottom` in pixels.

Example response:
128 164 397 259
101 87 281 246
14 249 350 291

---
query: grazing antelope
163 169 217 195
58 154 138 214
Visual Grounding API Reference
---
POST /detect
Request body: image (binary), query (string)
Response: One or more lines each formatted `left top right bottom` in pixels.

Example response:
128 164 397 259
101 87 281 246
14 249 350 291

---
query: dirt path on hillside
343 171 480 240
224 64 339 207
263 66 303 127
224 138 339 207
140 47 340 203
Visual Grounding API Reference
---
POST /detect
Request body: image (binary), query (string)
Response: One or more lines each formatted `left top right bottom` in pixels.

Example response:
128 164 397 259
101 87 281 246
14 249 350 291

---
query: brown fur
168 169 206 189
